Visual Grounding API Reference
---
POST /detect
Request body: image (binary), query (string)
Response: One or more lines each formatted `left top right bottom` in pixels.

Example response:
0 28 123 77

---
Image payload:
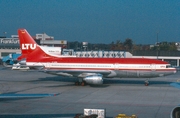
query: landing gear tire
75 81 86 86
81 81 86 86
75 82 79 86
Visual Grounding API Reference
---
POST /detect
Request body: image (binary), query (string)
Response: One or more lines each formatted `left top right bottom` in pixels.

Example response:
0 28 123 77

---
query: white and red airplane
17 29 176 86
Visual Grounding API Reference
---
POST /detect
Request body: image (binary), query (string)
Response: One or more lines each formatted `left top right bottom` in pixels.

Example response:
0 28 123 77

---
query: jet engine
170 106 180 118
19 59 26 65
83 74 103 85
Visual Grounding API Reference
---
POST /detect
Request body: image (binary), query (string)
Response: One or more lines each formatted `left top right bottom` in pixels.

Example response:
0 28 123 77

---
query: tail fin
17 29 38 60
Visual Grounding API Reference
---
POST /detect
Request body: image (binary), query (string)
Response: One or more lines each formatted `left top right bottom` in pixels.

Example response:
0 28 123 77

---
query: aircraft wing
41 69 111 78
14 64 112 77
12 64 44 70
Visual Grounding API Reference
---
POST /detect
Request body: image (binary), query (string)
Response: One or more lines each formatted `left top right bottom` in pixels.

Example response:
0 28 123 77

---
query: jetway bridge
63 50 133 58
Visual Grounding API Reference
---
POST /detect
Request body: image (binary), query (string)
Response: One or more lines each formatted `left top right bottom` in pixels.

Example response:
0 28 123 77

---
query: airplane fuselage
25 56 176 78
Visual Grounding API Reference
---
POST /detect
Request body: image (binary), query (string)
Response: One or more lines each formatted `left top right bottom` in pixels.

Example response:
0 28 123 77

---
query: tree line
68 38 178 53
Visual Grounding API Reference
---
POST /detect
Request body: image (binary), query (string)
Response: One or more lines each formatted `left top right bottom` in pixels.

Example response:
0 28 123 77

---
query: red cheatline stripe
44 68 176 72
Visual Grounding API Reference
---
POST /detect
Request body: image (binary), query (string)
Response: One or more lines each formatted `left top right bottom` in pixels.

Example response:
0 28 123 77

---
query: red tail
17 29 38 60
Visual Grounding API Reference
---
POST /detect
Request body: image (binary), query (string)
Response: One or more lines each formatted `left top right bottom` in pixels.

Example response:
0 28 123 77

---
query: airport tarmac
0 66 180 118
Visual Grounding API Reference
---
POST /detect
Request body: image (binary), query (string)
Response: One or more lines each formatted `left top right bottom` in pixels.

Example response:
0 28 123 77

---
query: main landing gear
75 81 86 86
75 78 86 86
144 79 149 86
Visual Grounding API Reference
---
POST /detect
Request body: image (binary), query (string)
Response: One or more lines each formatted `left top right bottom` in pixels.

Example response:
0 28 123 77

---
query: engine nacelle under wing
83 74 103 85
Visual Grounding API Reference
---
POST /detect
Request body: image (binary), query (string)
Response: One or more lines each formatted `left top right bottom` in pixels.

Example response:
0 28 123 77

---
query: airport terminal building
0 33 67 58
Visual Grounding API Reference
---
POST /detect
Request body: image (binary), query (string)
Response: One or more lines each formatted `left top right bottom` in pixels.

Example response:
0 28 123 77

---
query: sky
0 0 180 44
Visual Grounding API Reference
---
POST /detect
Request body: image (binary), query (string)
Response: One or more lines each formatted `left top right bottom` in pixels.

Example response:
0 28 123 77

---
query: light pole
2 32 7 38
156 32 159 59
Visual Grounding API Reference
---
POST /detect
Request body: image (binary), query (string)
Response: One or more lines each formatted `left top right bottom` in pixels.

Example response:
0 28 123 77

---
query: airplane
17 29 177 86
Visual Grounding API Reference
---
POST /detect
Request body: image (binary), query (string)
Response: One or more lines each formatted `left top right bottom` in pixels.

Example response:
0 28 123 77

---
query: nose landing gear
145 79 149 86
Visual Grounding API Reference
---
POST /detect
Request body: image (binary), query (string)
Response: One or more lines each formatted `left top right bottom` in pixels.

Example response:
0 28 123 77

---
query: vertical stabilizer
17 29 38 60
